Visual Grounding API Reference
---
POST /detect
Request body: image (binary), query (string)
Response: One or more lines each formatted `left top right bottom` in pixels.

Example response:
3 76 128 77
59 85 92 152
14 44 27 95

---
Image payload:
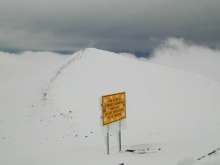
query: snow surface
0 48 220 165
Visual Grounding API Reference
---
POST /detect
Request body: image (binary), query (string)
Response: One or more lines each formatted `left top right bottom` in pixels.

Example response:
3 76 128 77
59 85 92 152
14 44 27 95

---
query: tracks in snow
42 49 85 101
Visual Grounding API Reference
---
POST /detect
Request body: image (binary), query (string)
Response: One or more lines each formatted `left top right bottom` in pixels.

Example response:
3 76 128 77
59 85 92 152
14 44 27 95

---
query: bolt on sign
102 92 126 125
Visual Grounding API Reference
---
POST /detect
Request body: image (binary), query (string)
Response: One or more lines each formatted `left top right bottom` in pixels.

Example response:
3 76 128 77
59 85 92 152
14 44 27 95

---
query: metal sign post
118 121 122 152
107 125 110 155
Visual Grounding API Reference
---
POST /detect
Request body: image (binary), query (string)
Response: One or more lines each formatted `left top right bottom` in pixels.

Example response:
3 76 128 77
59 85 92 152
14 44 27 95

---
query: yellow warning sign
102 92 126 125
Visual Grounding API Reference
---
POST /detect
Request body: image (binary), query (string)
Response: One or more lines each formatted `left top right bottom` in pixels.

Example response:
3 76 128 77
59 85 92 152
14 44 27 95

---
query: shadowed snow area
0 48 220 165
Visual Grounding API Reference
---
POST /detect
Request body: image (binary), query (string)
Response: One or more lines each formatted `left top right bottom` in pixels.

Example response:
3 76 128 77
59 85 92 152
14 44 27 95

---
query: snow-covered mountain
0 48 220 165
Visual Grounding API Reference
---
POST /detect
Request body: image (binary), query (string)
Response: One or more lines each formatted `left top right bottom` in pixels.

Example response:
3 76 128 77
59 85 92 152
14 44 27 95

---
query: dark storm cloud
0 0 220 52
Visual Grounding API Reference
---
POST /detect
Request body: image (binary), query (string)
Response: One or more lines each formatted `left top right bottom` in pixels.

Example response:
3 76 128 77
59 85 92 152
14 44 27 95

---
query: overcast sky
0 0 220 53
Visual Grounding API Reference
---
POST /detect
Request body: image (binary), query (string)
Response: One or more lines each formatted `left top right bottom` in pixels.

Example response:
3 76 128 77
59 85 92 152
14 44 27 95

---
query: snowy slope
0 51 68 165
0 48 220 165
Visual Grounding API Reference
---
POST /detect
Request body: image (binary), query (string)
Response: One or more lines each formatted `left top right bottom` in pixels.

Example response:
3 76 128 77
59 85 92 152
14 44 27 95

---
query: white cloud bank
150 38 220 83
